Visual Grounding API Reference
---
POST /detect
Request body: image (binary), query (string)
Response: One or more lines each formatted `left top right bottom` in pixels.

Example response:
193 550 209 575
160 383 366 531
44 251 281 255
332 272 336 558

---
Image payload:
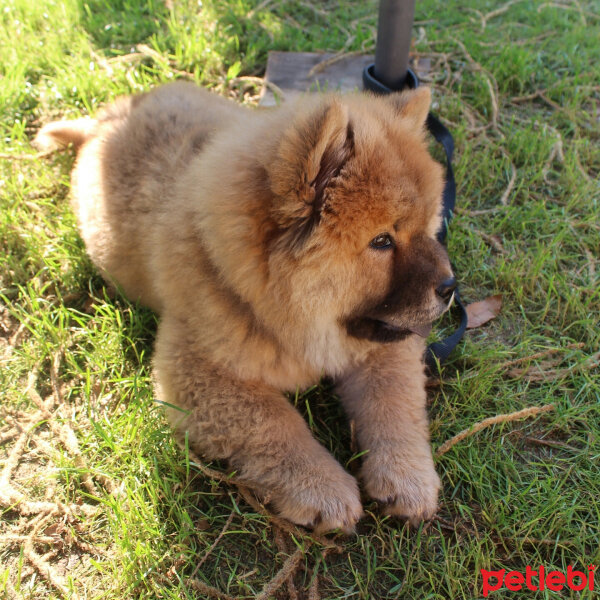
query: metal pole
372 0 416 91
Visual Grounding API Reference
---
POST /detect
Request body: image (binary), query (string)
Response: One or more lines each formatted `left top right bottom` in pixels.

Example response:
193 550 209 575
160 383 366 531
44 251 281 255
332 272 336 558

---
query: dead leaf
465 294 502 329
196 519 210 531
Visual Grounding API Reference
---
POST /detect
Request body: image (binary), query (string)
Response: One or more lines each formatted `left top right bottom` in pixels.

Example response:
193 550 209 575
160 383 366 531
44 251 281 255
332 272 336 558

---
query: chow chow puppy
35 81 456 533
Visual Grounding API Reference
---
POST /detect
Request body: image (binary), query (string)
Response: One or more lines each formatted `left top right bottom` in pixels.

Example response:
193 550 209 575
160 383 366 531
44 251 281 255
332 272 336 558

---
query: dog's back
35 82 243 309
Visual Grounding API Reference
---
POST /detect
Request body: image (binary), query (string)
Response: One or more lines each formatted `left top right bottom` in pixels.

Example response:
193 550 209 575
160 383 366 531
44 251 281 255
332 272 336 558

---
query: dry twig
522 436 580 452
237 484 305 539
537 2 593 25
452 38 499 130
508 351 600 382
0 365 110 595
23 513 79 600
256 545 308 600
436 404 555 457
478 0 522 31
584 247 596 279
190 508 236 579
498 343 584 370
26 365 101 496
0 431 28 488
188 451 242 486
0 429 18 445
188 578 237 600
499 159 517 206
542 132 565 183
0 533 57 546
472 228 506 253
308 572 321 600
273 526 299 600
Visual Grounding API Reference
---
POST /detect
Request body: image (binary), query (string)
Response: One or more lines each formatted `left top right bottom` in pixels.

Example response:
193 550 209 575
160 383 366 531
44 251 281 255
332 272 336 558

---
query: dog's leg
154 317 363 533
336 336 440 525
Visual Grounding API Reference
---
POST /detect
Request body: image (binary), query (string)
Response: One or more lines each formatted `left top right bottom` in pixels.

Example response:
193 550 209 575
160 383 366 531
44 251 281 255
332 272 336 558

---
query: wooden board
260 51 431 106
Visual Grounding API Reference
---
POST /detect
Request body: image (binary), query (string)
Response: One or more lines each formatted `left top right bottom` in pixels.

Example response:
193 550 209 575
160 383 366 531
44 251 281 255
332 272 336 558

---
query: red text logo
481 565 595 596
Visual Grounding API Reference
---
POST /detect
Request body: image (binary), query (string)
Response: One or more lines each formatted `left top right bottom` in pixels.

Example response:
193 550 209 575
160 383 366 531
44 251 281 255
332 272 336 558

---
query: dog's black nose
436 276 457 302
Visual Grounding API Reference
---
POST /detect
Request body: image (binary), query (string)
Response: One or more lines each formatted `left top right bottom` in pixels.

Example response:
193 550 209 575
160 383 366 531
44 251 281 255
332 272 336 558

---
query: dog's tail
33 118 97 153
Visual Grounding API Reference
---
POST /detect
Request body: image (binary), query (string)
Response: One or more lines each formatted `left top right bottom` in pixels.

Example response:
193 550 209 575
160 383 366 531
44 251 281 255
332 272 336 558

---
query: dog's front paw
362 456 440 526
269 467 363 534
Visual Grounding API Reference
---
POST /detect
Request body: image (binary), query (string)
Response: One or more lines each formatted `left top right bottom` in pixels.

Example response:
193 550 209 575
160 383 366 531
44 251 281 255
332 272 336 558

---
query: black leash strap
363 65 467 371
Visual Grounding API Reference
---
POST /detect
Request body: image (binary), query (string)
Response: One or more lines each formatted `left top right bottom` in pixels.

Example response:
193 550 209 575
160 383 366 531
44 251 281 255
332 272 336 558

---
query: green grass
1 0 599 598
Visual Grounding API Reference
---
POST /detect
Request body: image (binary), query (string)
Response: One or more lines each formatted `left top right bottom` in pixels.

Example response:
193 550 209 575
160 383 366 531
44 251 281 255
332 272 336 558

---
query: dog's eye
369 233 394 250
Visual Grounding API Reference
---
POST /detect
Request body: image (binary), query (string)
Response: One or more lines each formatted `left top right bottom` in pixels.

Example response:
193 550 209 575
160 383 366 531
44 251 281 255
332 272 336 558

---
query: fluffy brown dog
35 81 456 532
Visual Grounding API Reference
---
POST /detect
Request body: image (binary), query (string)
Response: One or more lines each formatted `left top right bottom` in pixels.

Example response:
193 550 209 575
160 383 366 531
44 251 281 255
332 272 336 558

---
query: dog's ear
386 87 431 132
269 99 354 251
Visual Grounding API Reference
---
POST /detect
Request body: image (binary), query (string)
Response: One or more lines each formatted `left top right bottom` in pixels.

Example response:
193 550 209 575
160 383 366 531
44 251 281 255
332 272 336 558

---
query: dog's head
267 88 454 344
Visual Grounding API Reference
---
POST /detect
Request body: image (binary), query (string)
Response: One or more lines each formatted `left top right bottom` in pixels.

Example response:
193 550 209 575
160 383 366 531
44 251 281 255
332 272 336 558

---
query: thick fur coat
35 82 455 532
